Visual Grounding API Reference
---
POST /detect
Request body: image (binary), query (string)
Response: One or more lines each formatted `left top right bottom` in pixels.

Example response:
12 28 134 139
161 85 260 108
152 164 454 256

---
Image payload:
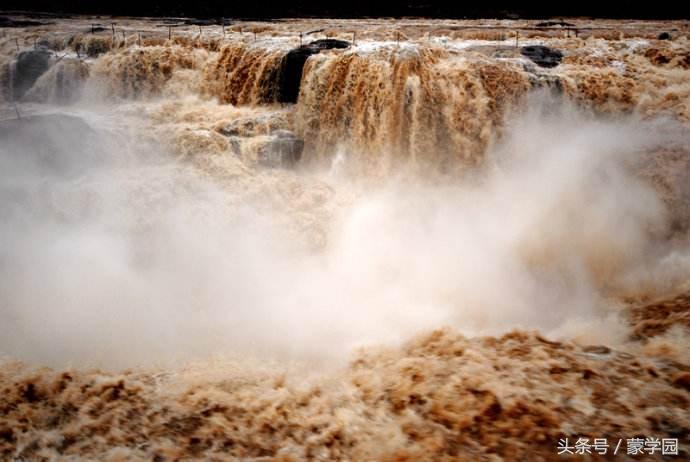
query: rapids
0 15 689 461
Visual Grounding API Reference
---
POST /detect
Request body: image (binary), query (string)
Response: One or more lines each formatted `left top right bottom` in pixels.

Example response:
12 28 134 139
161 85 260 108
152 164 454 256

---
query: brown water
0 15 689 460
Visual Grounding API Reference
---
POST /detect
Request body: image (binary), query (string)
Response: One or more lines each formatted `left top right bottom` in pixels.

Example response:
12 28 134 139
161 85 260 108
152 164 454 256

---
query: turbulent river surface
0 14 689 461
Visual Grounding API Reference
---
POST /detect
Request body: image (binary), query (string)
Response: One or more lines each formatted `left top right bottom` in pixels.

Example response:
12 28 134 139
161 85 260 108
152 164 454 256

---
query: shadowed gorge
0 14 689 461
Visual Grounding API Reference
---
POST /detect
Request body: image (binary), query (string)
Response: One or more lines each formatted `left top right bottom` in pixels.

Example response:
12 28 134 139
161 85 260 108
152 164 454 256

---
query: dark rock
23 58 90 103
658 32 672 40
277 48 314 104
216 114 286 137
536 20 576 27
218 125 303 167
524 65 563 93
305 38 350 51
277 39 350 103
183 18 233 26
257 131 304 168
226 136 242 155
184 18 217 26
11 48 54 100
217 118 261 137
520 45 563 68
0 114 103 178
0 16 48 27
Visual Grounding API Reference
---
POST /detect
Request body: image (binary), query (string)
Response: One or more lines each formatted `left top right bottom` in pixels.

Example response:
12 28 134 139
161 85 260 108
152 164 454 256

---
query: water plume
1 16 689 460
0 94 686 369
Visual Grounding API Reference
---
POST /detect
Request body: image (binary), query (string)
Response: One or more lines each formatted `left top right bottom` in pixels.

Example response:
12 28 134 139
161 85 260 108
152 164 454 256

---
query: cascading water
0 16 689 461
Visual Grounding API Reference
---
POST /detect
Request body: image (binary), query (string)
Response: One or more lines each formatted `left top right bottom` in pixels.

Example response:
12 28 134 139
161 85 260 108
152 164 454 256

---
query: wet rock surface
278 39 350 103
536 20 576 28
0 114 102 176
11 48 54 100
22 57 90 103
217 117 273 138
0 16 48 28
183 18 234 26
217 120 304 168
520 45 563 68
304 38 350 51
257 130 304 168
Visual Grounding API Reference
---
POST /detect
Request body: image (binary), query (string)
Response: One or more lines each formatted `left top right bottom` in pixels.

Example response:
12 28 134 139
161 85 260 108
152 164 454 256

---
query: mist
0 96 686 369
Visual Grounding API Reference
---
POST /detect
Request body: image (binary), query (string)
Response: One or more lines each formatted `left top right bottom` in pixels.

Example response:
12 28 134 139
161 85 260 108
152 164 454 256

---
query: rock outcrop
520 45 563 68
277 39 349 103
11 48 54 100
0 114 101 177
257 130 304 167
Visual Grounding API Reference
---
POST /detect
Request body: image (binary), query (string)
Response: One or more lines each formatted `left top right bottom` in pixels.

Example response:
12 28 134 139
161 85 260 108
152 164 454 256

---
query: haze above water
0 15 688 461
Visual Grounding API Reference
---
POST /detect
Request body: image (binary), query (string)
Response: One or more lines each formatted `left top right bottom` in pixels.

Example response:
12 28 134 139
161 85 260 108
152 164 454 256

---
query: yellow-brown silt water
0 15 689 461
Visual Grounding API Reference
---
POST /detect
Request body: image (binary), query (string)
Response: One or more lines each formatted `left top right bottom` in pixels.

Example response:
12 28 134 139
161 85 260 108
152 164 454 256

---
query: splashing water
0 16 689 461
